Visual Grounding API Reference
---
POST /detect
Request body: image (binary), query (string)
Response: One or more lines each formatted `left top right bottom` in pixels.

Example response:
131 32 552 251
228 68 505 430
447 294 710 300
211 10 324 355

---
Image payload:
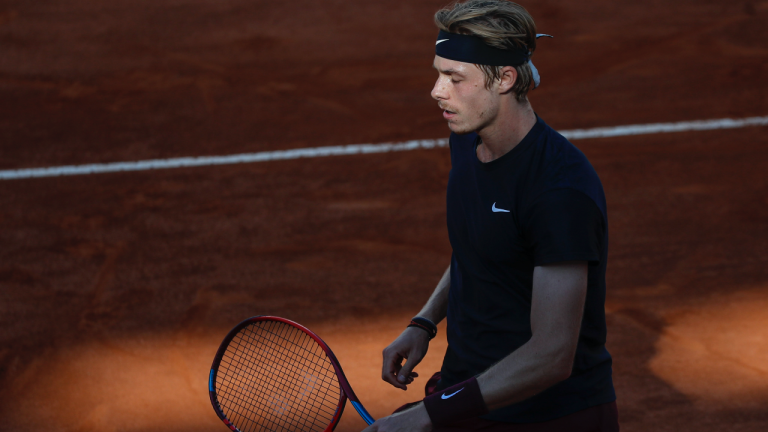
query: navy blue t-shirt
440 116 616 423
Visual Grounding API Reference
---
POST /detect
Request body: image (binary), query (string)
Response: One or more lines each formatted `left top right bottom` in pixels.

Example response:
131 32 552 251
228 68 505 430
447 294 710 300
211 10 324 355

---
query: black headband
435 30 529 66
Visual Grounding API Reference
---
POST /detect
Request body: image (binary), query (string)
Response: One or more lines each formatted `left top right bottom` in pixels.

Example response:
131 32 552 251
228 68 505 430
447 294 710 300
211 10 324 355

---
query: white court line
560 116 768 139
1 115 767 181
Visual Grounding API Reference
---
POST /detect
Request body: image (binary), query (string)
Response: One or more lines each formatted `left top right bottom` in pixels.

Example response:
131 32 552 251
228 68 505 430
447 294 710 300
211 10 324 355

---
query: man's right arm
381 265 451 390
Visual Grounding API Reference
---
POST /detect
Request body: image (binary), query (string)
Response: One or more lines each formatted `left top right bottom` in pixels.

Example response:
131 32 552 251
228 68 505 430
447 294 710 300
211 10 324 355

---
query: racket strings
219 324 338 431
215 320 342 432
220 326 338 431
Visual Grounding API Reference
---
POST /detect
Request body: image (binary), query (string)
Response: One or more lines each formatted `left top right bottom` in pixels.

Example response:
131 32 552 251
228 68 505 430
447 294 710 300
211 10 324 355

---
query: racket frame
209 315 374 432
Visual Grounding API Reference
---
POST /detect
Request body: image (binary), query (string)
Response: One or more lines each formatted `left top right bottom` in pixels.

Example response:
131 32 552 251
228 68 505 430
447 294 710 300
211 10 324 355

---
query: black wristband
407 316 437 340
423 377 489 426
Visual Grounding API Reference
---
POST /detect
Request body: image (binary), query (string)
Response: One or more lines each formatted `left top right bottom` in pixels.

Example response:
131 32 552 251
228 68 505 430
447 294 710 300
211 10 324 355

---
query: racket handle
351 401 375 425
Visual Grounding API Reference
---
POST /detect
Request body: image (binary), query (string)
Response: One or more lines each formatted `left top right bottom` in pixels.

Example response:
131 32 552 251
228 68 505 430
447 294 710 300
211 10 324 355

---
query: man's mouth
438 102 455 114
439 103 457 120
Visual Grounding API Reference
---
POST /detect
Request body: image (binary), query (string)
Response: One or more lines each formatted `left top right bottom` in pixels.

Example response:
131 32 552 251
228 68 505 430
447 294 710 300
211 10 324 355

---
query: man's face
431 55 500 135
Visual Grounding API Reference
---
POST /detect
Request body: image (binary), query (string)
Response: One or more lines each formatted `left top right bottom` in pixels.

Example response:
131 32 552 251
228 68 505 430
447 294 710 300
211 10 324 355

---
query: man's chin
447 122 476 135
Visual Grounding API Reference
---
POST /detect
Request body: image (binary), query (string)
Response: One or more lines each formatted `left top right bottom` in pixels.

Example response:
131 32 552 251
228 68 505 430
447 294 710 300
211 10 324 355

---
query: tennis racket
209 316 375 432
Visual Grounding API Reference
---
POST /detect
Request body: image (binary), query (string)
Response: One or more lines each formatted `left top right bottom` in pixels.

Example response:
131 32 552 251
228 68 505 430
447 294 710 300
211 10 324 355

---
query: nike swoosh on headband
436 39 449 45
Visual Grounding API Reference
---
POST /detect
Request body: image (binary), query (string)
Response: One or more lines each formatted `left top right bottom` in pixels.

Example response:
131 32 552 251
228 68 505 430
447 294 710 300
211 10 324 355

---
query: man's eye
451 79 461 84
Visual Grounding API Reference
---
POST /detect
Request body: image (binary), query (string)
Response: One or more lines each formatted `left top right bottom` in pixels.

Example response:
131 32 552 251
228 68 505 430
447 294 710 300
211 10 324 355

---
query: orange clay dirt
1 1 768 432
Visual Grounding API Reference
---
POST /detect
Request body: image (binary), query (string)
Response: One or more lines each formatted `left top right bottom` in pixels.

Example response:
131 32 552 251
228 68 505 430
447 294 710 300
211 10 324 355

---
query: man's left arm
361 261 588 431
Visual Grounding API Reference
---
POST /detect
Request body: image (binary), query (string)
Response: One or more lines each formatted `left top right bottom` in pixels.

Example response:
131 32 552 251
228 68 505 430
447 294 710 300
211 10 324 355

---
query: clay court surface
1 0 767 431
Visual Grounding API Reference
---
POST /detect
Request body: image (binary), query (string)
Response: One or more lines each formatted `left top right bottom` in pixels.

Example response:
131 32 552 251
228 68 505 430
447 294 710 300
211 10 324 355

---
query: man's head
434 0 538 101
431 1 538 135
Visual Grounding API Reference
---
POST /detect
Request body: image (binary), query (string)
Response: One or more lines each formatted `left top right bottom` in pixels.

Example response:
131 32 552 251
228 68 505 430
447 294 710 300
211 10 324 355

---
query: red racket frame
209 316 375 432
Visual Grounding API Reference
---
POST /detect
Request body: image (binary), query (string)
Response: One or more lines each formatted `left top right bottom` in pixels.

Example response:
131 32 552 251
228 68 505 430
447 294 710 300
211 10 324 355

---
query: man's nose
431 77 446 101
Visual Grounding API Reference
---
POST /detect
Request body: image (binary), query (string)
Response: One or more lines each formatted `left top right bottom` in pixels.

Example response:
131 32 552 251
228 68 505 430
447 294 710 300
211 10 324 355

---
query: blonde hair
434 0 537 101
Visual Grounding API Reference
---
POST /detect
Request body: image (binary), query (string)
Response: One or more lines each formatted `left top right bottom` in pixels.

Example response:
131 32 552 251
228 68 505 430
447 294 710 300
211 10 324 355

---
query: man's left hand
361 402 432 432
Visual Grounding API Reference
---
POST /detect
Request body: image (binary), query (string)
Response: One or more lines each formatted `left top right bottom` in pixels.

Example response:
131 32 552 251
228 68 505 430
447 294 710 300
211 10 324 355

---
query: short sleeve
524 188 604 266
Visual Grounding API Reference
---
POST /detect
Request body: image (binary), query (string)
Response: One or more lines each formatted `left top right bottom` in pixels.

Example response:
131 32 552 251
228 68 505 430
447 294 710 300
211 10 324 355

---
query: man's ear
498 66 517 94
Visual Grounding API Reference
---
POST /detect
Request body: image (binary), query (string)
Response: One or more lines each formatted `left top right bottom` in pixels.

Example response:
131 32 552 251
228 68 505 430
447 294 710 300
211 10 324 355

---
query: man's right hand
381 326 430 390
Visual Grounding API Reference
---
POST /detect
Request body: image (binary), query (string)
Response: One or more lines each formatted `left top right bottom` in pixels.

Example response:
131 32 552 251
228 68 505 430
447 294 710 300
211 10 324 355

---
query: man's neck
476 99 537 163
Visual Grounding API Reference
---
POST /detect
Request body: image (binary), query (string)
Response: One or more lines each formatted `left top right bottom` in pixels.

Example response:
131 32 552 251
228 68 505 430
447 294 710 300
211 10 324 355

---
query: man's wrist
422 377 489 426
407 316 438 340
397 402 432 430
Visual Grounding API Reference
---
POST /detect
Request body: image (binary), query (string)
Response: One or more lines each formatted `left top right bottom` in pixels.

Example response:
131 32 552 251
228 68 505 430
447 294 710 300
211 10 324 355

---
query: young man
362 1 618 431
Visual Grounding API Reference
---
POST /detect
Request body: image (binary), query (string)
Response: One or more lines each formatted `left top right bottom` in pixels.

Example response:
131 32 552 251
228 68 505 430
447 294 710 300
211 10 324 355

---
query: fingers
395 334 428 386
381 347 408 389
396 357 420 386
381 348 418 389
381 328 430 390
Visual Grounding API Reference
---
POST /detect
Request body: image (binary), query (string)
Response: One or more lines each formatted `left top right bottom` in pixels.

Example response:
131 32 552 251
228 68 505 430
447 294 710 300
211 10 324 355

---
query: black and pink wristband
407 316 437 340
422 377 489 426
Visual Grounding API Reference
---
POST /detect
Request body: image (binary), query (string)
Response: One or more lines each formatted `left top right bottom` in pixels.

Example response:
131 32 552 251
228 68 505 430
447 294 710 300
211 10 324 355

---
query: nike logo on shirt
492 202 510 213
441 388 464 399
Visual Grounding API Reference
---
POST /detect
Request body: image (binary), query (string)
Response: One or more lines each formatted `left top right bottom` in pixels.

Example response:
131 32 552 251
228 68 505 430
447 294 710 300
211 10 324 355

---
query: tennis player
363 1 619 431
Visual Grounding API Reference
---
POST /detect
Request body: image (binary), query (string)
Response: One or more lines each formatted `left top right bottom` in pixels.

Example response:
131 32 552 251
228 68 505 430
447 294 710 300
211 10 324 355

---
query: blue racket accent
209 369 215 392
351 401 375 425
